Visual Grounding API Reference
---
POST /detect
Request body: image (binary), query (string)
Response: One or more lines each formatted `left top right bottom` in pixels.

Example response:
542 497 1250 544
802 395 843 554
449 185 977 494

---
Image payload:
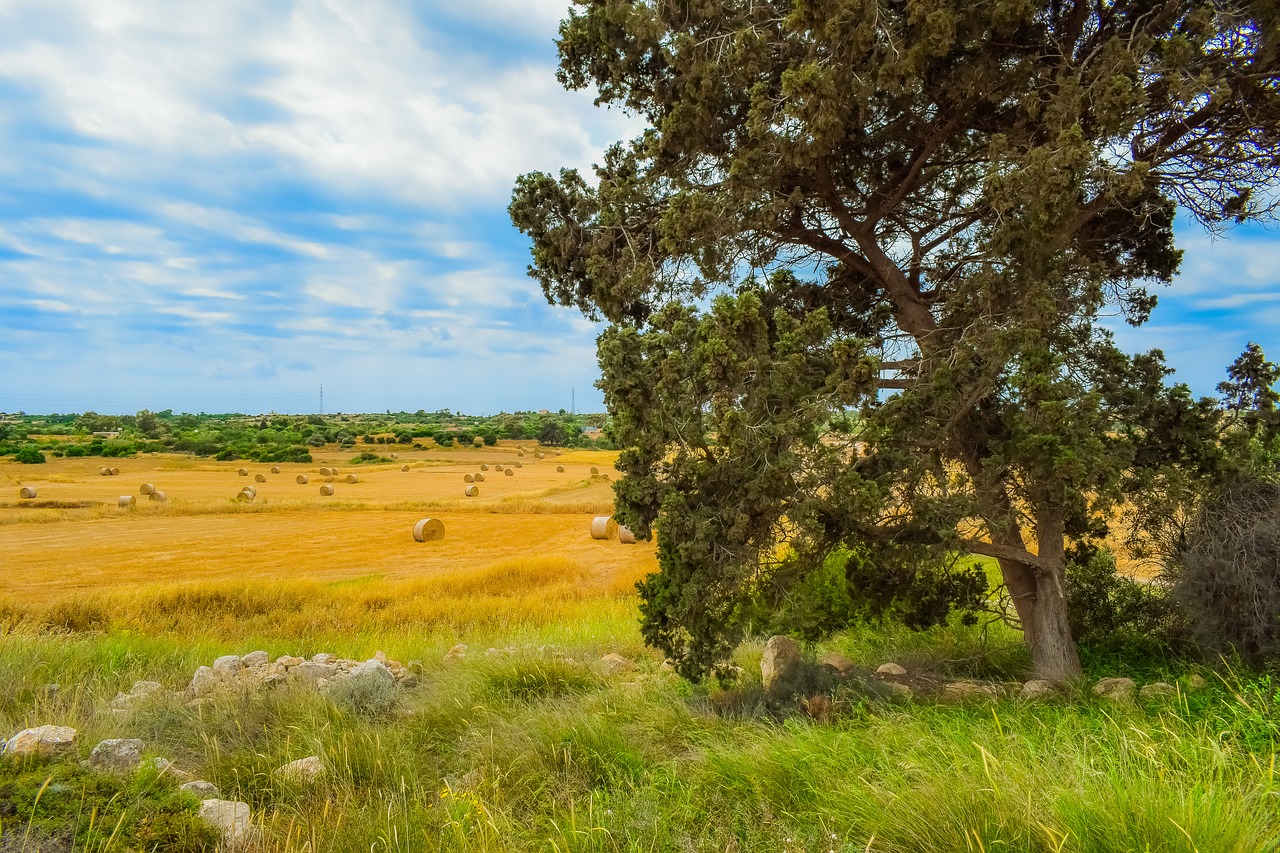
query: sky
0 1 1276 416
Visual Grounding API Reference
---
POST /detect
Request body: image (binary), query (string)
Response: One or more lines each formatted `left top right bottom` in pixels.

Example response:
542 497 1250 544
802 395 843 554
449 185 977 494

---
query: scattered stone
350 659 394 685
130 680 163 699
189 666 220 698
1092 677 1137 703
1139 682 1178 701
181 780 221 799
274 755 325 784
820 653 857 678
941 681 1000 703
149 756 188 779
876 662 908 676
1020 679 1058 700
261 674 287 690
882 681 914 699
373 650 388 663
312 653 336 664
276 655 305 669
87 738 143 775
212 655 244 678
761 635 803 697
444 643 468 662
3 725 78 758
598 653 633 675
240 651 270 668
292 661 339 687
198 799 257 850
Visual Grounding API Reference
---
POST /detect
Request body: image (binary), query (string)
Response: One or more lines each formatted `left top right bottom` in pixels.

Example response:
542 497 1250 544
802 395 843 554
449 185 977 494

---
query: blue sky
0 1 1275 416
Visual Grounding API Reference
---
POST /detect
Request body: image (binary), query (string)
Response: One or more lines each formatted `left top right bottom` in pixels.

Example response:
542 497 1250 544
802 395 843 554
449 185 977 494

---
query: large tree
510 0 1280 680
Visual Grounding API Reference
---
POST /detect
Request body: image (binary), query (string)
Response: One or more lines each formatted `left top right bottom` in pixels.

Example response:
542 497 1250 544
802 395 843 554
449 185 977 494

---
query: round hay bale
296 474 309 484
255 473 267 483
504 468 515 477
590 466 600 475
118 495 136 508
518 450 525 457
535 452 545 459
618 526 638 544
494 464 504 472
149 490 167 503
271 466 281 474
236 490 254 502
319 467 331 476
514 461 523 468
240 485 256 496
556 465 565 473
464 474 475 483
330 467 340 475
140 483 154 495
109 467 120 476
464 485 479 497
238 468 248 476
480 464 489 471
19 486 37 499
319 484 335 496
390 453 398 460
401 464 410 472
412 518 445 542
591 516 618 540
474 473 485 482
344 474 358 484
100 467 110 476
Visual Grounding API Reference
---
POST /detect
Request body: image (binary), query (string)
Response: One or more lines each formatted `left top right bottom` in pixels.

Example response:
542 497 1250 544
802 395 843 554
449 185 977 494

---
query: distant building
93 431 121 439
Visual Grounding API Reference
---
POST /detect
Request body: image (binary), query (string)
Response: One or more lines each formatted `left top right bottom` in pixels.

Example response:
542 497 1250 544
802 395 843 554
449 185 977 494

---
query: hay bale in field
590 466 600 475
345 474 358 484
19 486 37 499
474 473 485 482
110 467 120 476
296 475 310 484
514 461 523 468
320 484 335 496
464 474 475 483
238 468 248 476
140 483 154 496
401 465 410 472
390 453 398 460
100 467 110 476
255 473 267 483
118 495 136 508
494 464 504 472
236 490 254 502
464 485 479 497
271 466 281 474
319 467 331 476
556 465 565 473
591 516 618 540
518 450 525 457
504 468 515 477
412 518 445 542
618 526 638 544
480 464 489 471
149 491 167 503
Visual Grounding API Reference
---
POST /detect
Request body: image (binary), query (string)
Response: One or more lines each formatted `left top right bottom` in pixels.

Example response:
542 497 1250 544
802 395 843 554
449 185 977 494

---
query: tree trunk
996 509 1082 681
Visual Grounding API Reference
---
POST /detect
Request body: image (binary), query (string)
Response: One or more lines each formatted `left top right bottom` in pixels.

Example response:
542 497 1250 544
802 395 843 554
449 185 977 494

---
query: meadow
1 443 1278 852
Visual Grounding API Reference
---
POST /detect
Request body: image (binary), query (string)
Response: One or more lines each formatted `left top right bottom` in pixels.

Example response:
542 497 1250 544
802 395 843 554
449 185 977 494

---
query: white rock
189 666 220 698
240 651 270 668
87 738 143 774
212 655 244 677
883 681 914 698
129 680 163 699
181 779 221 798
1139 681 1178 700
1020 679 1058 700
276 655 305 669
1093 677 1137 703
820 653 857 678
292 661 339 687
876 662 908 676
351 660 394 684
3 725 78 758
274 755 325 784
941 681 1000 702
312 653 336 664
198 799 257 850
761 635 803 697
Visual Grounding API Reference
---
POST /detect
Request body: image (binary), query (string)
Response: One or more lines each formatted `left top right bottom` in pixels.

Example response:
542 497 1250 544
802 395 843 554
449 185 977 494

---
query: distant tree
134 409 161 439
511 0 1280 680
538 420 570 447
14 447 45 464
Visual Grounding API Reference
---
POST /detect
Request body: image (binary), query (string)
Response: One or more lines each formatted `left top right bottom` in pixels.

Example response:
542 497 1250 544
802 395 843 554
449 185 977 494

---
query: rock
212 655 244 678
3 725 78 758
241 651 270 668
598 653 633 675
292 661 339 687
373 650 388 663
876 662 908 676
130 680 163 699
1020 679 1058 700
261 674 287 690
312 653 336 664
189 666 220 698
761 635 803 697
87 738 143 774
1092 677 1137 702
276 655 305 669
443 643 468 662
941 681 1000 703
350 659 394 685
181 780 221 799
1185 674 1207 690
274 755 324 784
198 799 257 850
1139 682 1178 701
882 681 914 699
820 653 857 678
149 757 189 780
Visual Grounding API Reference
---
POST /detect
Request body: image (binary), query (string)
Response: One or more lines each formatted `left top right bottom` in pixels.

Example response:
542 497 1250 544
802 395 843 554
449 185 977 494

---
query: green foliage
350 451 393 465
329 671 400 718
13 446 45 464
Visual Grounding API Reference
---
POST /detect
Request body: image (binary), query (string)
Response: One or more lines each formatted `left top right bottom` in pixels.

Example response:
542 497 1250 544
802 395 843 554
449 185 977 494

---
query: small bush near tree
1065 545 1187 668
14 446 45 464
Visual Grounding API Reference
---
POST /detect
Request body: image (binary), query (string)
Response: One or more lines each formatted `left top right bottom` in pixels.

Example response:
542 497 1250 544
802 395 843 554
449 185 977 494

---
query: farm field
1 445 1278 852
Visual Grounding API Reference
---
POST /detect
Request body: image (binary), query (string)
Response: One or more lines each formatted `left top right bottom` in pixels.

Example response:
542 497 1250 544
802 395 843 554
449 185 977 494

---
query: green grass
1 612 1278 852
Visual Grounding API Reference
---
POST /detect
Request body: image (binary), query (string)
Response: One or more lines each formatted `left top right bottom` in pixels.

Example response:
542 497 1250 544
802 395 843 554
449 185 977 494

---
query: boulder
1020 679 1058 700
212 655 244 678
1139 682 1178 701
240 651 270 668
189 666 220 698
312 653 337 664
350 659 394 685
3 725 78 758
87 738 143 774
819 653 857 678
181 780 221 799
882 681 914 699
274 755 325 784
876 662 908 676
598 653 633 675
941 681 1000 703
761 635 803 697
292 661 339 687
198 799 257 850
130 680 163 699
275 655 305 669
1092 677 1137 703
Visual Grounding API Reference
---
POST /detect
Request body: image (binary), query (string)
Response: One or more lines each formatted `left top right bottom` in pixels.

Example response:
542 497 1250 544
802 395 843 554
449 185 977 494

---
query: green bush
14 446 46 464
1066 545 1187 667
329 671 399 718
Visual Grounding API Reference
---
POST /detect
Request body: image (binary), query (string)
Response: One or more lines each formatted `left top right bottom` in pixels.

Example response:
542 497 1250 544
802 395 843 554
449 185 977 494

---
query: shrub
1065 545 1187 666
14 446 46 464
329 671 399 718
1169 478 1280 664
